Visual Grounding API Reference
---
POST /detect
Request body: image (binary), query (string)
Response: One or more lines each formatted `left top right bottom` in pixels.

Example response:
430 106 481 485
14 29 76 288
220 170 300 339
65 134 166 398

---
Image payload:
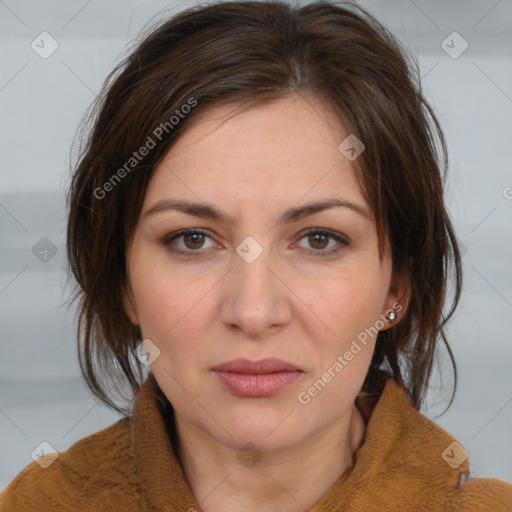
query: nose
219 236 293 339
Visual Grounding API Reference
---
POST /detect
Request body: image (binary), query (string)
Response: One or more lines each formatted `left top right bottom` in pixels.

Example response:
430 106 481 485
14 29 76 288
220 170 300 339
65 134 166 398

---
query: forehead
143 95 368 221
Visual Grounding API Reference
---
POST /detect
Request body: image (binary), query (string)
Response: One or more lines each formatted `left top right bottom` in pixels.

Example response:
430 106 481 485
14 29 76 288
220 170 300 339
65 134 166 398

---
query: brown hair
66 0 462 417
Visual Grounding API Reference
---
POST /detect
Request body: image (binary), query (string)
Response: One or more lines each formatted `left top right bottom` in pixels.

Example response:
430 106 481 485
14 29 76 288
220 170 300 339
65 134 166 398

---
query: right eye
161 228 217 257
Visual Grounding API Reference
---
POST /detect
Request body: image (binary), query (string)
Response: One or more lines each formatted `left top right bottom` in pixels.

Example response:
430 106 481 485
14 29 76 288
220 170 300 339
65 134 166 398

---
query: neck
175 403 366 512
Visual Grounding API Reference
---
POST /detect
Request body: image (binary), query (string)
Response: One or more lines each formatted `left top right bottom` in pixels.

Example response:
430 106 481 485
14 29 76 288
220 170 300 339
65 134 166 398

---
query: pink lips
211 358 304 398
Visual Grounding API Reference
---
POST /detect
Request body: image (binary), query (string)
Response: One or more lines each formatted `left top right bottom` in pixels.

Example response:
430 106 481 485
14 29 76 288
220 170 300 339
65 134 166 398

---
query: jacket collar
131 375 198 511
309 377 470 510
131 374 469 511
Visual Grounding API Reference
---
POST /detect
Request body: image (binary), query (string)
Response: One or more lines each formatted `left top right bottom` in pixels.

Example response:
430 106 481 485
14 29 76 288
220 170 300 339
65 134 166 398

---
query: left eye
294 229 348 256
161 228 348 257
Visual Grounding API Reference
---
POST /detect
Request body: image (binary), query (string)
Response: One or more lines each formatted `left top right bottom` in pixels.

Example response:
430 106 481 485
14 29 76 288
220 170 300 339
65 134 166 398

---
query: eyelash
161 228 349 258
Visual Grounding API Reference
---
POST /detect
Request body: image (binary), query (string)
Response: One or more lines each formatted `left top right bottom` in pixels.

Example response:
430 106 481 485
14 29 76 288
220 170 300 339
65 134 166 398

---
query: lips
211 357 303 374
211 358 304 397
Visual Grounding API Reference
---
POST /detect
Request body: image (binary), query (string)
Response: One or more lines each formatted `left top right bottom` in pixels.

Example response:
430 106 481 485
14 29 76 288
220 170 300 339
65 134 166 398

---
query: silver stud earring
386 311 396 321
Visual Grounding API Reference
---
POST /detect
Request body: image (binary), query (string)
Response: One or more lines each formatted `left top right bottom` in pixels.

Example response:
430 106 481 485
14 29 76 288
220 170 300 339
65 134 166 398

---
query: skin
123 93 410 512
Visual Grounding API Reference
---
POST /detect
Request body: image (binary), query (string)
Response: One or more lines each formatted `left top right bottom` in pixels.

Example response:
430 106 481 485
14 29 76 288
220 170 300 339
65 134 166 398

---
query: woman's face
124 94 406 453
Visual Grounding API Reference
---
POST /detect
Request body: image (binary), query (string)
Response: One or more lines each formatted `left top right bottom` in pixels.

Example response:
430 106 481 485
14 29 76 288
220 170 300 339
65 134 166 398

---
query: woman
1 1 511 510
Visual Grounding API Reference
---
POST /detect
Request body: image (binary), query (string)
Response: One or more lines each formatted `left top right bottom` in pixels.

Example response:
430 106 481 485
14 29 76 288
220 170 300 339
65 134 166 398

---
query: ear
382 265 411 329
122 279 140 326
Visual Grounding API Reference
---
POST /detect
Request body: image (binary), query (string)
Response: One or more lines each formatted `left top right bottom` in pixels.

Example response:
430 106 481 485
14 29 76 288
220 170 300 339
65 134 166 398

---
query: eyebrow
144 198 372 224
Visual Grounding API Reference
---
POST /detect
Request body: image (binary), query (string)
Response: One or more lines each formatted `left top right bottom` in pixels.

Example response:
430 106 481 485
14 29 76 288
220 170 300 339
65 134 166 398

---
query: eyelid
161 228 215 248
292 228 349 257
295 227 350 245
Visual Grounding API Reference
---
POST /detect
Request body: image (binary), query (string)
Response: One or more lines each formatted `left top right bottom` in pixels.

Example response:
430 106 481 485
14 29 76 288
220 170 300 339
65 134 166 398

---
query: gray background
1 0 511 491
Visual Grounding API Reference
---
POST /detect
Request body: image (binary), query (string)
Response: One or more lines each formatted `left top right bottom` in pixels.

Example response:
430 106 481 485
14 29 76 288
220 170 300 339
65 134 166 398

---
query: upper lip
211 358 303 374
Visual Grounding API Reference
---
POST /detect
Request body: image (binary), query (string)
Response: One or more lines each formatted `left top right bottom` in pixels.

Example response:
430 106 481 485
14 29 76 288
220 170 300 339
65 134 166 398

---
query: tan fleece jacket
1 375 511 511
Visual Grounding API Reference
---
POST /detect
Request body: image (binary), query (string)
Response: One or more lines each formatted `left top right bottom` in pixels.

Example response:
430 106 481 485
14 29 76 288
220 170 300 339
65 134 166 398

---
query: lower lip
213 370 303 397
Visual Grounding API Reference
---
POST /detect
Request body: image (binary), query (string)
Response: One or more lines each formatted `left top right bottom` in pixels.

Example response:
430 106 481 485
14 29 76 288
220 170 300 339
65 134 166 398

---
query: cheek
129 241 191 325
129 249 219 363
134 275 206 341
294 271 382 412
300 263 385 339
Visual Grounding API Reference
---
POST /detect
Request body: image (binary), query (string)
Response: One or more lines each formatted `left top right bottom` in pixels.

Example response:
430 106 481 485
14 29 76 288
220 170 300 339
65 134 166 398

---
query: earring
386 311 396 321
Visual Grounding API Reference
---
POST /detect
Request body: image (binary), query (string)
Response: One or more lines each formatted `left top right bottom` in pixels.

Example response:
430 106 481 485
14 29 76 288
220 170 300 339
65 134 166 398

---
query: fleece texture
1 375 511 511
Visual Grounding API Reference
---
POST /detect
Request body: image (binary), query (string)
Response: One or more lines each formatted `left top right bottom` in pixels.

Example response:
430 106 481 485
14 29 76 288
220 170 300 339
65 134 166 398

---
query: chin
212 408 304 451
226 428 299 456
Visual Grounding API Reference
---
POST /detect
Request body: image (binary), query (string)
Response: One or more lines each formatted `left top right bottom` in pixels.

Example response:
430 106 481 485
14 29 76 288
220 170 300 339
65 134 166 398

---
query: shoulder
355 377 512 511
398 388 512 510
0 417 140 511
393 380 512 510
446 475 512 511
